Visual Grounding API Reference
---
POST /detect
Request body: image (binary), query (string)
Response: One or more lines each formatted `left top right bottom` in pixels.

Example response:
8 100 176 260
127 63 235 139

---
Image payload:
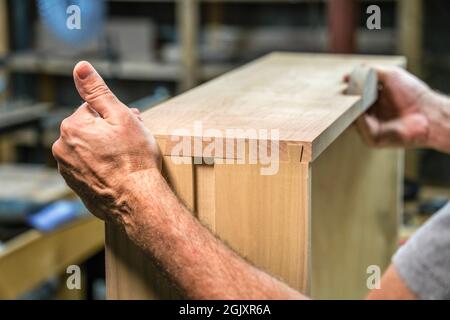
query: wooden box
106 53 405 299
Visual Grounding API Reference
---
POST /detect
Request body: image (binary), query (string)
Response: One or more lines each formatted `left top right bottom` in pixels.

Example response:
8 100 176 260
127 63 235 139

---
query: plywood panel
105 156 194 299
311 127 402 299
195 164 216 231
214 160 311 294
105 223 180 299
143 53 405 161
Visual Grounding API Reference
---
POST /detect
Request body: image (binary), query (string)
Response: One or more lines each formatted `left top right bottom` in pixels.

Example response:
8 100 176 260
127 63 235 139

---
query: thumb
73 61 125 120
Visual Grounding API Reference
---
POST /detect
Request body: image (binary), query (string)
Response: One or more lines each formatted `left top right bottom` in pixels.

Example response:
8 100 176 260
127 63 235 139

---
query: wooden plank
0 218 103 299
105 156 194 299
105 223 181 299
162 155 195 210
310 126 402 299
195 164 216 231
213 160 311 293
143 53 405 162
398 0 423 180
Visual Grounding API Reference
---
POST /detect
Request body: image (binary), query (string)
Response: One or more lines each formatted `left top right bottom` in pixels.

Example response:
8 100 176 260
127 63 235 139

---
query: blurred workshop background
0 0 448 300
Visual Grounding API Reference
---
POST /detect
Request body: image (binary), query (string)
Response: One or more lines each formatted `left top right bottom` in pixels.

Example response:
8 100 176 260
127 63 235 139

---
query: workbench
0 164 104 299
0 217 103 299
106 52 405 299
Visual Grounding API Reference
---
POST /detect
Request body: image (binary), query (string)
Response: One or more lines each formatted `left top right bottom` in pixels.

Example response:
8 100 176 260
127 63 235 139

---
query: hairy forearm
423 91 450 153
117 169 306 300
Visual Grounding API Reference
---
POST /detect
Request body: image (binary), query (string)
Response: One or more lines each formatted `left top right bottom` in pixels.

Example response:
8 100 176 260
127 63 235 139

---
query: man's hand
348 66 437 149
52 61 161 224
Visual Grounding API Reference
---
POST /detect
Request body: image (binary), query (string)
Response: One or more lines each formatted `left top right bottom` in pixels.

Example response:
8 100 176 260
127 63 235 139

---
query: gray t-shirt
393 202 450 299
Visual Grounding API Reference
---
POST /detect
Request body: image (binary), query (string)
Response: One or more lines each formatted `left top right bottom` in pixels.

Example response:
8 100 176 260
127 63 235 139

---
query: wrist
114 167 167 232
115 166 193 260
421 91 450 153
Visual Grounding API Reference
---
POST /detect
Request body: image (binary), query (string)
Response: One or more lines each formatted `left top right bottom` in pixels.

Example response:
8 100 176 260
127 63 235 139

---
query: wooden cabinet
105 52 405 299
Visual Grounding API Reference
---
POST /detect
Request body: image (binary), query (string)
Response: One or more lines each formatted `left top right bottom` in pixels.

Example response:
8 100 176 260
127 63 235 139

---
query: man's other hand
347 66 436 149
52 61 161 223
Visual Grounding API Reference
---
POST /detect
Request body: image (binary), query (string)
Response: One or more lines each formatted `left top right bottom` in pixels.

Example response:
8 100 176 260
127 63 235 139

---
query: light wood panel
311 127 402 299
105 223 181 299
143 53 405 162
105 156 194 299
195 163 216 231
213 160 311 293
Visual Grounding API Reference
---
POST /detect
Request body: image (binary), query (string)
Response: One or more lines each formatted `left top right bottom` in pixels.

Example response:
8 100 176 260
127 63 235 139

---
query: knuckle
118 107 131 118
52 139 62 159
60 118 74 135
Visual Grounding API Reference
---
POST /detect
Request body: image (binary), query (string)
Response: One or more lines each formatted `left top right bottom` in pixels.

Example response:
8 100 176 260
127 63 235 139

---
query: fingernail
75 61 94 80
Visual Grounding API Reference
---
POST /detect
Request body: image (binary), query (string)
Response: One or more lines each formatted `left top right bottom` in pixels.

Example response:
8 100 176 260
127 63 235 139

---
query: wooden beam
177 0 199 91
398 0 423 180
105 156 194 299
398 0 423 76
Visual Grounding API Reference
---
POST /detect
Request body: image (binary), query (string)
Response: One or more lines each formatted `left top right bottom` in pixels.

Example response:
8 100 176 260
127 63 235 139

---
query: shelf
8 53 179 81
7 52 234 82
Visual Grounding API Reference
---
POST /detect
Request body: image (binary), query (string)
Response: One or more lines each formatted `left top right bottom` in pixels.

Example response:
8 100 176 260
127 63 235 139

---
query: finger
73 61 127 120
373 65 401 85
52 137 78 167
355 114 379 146
374 121 408 147
52 138 65 163
377 115 429 147
356 115 404 147
356 114 414 148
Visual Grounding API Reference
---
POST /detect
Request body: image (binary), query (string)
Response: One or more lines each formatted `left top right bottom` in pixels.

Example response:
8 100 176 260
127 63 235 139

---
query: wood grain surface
143 52 405 161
